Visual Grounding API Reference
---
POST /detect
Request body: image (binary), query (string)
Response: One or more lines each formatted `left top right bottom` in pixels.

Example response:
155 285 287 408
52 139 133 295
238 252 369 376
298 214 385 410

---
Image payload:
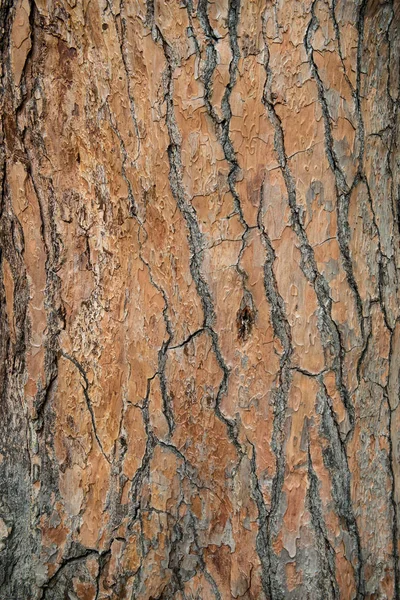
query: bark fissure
61 351 111 464
307 440 340 599
262 12 357 448
148 4 243 456
262 7 367 595
255 180 293 600
186 0 254 301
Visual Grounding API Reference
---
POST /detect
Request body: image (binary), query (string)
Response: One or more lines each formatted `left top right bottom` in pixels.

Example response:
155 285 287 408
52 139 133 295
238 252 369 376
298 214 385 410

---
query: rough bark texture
0 0 399 598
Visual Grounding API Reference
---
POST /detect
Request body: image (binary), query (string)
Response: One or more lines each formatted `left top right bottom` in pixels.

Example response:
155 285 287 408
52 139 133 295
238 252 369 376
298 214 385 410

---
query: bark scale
0 0 399 598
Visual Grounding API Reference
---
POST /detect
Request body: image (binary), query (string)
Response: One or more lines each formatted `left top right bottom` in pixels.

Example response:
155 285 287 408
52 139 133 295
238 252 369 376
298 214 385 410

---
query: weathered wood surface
0 0 399 598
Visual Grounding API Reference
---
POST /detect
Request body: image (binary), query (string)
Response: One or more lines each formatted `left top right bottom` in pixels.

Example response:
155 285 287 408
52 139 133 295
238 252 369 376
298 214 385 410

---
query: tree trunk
0 0 399 598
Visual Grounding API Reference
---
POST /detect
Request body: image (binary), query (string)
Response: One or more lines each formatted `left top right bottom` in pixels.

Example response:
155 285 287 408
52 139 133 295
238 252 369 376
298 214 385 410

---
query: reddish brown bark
0 0 399 598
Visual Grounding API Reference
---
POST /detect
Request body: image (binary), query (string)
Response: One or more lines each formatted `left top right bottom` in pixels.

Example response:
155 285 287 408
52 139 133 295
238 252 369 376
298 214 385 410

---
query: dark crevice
305 2 366 351
323 4 399 594
387 328 400 598
136 227 176 439
186 0 254 306
263 7 365 596
307 437 340 599
41 546 111 597
249 442 279 600
106 101 138 219
263 19 357 457
255 179 293 599
60 351 111 464
126 374 157 527
318 379 366 599
147 3 244 458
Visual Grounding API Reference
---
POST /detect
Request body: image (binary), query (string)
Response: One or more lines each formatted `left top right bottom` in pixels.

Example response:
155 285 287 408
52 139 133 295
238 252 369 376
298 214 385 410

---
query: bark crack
147 3 244 457
262 7 365 595
307 437 340 599
61 350 111 464
186 0 255 306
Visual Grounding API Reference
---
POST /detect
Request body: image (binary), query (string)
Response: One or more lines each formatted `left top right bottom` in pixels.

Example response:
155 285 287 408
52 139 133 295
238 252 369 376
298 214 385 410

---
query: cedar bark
0 0 399 598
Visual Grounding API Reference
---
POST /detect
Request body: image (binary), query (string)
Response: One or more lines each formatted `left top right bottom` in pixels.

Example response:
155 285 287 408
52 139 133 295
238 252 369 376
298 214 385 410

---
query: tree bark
0 0 399 598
